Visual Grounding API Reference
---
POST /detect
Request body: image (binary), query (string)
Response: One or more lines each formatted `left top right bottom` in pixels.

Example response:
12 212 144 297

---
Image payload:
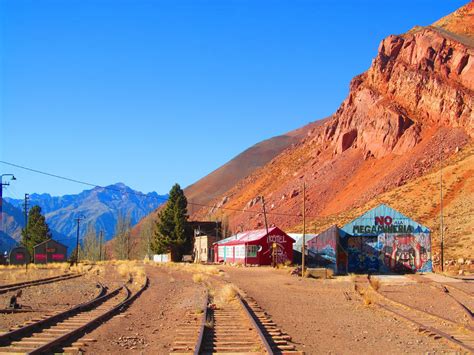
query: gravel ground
81 265 204 354
221 266 453 354
0 275 99 332
379 283 468 325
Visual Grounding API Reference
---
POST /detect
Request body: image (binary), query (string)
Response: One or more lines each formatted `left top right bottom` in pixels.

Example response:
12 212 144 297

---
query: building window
247 245 258 257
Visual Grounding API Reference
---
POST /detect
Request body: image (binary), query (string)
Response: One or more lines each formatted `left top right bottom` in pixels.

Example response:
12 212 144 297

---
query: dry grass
363 290 374 306
214 284 237 307
369 277 381 291
155 262 222 277
192 273 208 284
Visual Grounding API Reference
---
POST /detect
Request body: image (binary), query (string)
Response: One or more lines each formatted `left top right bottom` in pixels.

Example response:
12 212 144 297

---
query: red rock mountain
131 3 473 262
190 2 473 238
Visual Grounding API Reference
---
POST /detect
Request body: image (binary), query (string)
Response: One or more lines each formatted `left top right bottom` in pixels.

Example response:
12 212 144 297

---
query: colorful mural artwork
341 204 432 274
379 233 432 273
307 228 337 264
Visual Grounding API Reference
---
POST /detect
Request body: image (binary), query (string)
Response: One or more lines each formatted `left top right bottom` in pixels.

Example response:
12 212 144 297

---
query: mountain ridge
5 183 167 246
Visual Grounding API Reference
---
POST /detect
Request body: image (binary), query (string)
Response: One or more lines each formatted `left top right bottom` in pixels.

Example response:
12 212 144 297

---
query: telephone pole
23 193 29 247
440 142 444 272
261 196 272 266
74 216 85 265
302 182 306 277
0 174 16 234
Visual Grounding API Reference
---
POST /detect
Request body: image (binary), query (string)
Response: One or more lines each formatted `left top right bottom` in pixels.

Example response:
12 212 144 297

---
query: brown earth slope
190 2 474 262
184 120 324 209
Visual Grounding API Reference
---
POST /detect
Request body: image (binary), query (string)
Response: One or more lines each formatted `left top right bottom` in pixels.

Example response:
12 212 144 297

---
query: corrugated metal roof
215 227 295 245
288 233 318 249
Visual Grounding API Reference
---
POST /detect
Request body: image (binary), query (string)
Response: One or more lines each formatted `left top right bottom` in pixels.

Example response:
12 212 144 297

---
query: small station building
194 234 219 263
214 227 295 265
33 239 68 264
8 246 30 265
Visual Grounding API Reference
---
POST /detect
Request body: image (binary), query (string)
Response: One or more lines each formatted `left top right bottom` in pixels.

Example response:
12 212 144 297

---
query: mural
342 204 432 274
346 233 432 273
263 241 291 264
307 230 337 264
379 233 432 273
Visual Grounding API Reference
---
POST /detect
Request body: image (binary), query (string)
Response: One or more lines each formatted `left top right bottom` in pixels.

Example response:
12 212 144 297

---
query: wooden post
302 182 306 277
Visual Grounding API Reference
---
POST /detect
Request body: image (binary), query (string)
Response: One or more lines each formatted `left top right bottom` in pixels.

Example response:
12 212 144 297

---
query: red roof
216 227 294 246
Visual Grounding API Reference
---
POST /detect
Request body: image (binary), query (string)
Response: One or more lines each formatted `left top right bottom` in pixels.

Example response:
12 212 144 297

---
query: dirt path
223 266 453 354
81 265 204 354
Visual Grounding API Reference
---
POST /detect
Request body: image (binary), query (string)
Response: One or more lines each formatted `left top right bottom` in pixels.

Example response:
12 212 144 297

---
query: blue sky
0 0 467 197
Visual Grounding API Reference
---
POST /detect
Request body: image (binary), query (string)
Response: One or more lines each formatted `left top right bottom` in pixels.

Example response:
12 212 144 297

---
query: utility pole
23 194 30 269
23 193 29 244
440 142 444 272
261 196 272 266
74 216 85 266
0 174 16 234
302 182 306 277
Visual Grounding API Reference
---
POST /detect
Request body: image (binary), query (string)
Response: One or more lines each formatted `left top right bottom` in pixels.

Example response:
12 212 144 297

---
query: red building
214 227 294 265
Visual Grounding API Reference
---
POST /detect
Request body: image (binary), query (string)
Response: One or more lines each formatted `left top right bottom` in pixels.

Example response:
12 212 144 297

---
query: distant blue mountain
5 183 167 244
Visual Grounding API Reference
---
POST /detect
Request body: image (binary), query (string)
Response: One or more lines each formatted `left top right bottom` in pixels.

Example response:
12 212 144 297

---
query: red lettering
384 216 393 226
375 216 384 226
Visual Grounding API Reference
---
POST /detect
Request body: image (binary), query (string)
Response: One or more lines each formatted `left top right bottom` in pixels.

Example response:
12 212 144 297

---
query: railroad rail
172 288 301 354
0 273 83 294
0 277 148 354
407 274 474 322
358 275 474 353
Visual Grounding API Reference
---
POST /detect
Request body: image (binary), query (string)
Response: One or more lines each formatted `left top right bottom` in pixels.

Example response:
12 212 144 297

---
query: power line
0 160 313 219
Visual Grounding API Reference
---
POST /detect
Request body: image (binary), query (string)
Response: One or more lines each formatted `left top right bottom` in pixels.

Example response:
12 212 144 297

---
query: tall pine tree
21 205 52 256
153 183 189 261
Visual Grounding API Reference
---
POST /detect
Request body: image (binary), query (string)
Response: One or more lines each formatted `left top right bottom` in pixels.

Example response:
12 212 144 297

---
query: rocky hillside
190 2 473 261
184 120 325 209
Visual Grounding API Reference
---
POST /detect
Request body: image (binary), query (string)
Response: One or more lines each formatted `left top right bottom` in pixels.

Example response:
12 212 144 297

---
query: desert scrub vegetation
214 284 238 307
192 273 208 284
154 262 224 277
369 277 381 291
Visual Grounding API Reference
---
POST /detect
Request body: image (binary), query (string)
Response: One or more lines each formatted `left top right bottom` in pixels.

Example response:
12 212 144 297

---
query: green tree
153 183 189 260
82 224 101 261
21 205 52 256
114 212 132 260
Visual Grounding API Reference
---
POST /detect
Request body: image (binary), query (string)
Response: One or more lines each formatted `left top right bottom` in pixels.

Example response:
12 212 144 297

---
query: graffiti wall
307 226 337 264
342 204 432 273
379 233 432 273
346 233 432 273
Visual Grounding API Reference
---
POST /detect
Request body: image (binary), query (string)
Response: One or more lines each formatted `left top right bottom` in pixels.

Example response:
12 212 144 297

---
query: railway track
357 275 474 353
0 274 83 295
0 277 148 354
407 274 474 322
172 288 301 354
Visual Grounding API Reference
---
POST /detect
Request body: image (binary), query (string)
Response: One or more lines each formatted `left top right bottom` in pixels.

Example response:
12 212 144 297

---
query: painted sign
52 254 65 261
35 254 47 261
342 204 430 237
267 234 286 244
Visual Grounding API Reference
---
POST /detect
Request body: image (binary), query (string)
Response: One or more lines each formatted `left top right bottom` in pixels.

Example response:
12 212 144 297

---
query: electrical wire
0 160 310 219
